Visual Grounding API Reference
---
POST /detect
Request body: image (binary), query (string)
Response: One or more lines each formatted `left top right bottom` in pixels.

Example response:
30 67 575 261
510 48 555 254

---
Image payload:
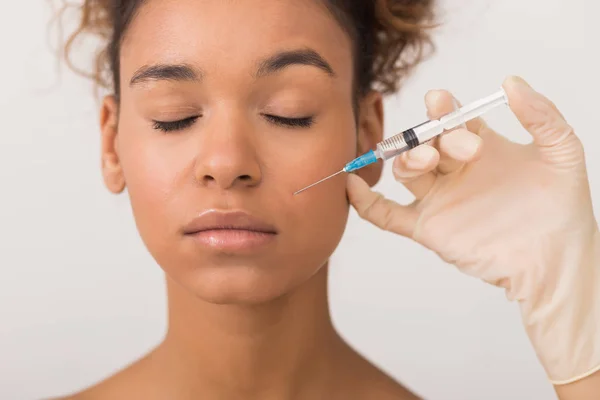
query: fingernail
406 146 432 165
459 136 481 157
425 89 444 105
452 97 460 110
407 148 422 161
451 97 466 128
507 75 534 92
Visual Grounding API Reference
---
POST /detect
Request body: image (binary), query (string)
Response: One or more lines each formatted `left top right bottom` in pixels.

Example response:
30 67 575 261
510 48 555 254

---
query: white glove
347 76 600 384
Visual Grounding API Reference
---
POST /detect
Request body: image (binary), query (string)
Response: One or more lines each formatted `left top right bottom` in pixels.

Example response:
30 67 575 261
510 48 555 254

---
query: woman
54 0 599 399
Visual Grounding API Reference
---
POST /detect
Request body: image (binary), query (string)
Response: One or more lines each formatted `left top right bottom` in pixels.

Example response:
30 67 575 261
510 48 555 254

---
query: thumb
502 76 574 148
346 173 419 238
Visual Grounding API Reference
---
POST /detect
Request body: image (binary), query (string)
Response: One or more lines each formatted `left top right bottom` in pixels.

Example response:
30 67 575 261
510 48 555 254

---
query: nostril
196 173 257 187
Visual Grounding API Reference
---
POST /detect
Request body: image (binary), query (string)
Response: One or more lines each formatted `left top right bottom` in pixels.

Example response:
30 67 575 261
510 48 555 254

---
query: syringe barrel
376 88 508 161
375 131 410 160
376 120 440 160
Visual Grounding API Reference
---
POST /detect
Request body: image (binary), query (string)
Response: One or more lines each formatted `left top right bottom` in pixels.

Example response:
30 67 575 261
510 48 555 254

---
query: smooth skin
57 0 418 399
347 76 600 399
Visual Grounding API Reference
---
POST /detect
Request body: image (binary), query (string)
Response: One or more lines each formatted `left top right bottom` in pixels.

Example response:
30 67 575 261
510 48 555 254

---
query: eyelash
263 114 314 128
153 116 199 132
152 114 314 132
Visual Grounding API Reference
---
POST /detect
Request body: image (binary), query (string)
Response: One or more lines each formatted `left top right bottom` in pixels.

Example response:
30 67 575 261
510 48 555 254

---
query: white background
0 1 598 399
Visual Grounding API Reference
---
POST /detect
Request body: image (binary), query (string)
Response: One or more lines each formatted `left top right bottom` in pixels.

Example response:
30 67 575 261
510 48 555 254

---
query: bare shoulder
45 372 133 400
333 345 422 400
46 390 97 400
46 344 422 400
349 364 422 400
45 351 159 400
359 373 422 400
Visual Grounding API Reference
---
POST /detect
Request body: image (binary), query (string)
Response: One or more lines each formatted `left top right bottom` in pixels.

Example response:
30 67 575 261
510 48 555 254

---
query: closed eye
152 116 199 132
264 114 314 128
152 114 313 132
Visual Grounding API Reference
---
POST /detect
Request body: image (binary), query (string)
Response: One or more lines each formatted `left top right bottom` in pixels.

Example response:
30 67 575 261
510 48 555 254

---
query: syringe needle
293 169 344 195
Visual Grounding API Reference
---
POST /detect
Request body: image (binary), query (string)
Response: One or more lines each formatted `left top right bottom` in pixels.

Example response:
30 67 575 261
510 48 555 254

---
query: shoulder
45 392 93 400
351 371 422 400
45 351 158 400
45 382 118 400
45 372 142 400
332 346 422 400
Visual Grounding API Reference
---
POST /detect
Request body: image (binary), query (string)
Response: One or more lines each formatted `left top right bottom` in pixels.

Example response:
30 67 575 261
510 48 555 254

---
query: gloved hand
347 76 600 385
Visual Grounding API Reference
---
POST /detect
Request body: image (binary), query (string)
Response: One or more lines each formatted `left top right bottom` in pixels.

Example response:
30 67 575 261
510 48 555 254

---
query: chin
173 262 323 305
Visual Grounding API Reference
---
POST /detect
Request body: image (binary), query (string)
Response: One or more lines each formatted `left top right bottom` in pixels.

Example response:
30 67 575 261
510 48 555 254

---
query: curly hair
61 0 436 101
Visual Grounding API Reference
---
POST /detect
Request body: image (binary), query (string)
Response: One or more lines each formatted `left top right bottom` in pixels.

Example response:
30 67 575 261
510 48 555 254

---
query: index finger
427 89 488 134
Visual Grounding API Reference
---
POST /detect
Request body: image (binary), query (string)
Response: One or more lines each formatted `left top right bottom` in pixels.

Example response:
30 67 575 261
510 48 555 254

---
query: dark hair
62 0 436 101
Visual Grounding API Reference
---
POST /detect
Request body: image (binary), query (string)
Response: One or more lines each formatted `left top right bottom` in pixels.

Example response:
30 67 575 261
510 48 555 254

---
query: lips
183 210 278 252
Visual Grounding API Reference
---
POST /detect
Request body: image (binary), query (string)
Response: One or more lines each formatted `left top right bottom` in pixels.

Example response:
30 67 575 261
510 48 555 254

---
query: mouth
183 210 278 253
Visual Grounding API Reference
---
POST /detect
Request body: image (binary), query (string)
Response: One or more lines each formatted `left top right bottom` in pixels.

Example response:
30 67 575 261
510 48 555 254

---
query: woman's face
100 0 383 304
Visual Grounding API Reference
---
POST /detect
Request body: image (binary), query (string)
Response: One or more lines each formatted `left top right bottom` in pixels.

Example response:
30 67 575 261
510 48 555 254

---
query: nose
193 112 262 190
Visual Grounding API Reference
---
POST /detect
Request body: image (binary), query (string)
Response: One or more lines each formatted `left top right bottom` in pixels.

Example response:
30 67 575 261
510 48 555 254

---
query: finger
392 145 439 199
425 89 487 134
425 90 473 174
346 173 419 238
436 128 484 174
502 76 574 147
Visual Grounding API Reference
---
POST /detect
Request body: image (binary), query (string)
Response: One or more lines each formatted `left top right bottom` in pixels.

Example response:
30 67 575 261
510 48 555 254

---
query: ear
355 91 384 187
99 95 125 194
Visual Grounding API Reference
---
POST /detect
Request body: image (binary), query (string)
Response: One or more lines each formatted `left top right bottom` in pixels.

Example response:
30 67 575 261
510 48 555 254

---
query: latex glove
347 76 600 385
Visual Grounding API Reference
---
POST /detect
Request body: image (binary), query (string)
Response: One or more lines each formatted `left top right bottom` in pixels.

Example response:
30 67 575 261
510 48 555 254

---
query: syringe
293 88 509 195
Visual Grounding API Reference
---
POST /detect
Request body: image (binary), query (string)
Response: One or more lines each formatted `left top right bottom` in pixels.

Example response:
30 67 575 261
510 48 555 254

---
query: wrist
519 227 600 385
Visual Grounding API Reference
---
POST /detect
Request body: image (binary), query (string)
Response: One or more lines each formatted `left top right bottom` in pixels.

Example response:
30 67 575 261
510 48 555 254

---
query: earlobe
355 91 384 188
100 95 125 194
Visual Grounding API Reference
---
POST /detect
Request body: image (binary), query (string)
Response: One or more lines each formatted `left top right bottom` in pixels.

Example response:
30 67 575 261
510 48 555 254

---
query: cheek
273 119 357 264
116 126 192 251
286 173 350 258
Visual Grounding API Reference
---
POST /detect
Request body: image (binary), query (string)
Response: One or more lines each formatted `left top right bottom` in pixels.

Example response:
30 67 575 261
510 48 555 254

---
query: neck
158 265 344 399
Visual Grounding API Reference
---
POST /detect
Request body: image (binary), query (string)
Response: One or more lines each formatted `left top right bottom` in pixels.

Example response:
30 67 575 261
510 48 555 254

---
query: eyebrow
128 48 335 87
255 49 335 78
129 64 201 87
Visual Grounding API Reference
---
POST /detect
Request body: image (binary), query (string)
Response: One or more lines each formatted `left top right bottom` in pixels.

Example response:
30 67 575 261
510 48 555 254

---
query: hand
347 76 600 389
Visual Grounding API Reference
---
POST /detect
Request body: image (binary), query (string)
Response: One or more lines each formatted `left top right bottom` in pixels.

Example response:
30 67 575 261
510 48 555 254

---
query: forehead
120 0 354 82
